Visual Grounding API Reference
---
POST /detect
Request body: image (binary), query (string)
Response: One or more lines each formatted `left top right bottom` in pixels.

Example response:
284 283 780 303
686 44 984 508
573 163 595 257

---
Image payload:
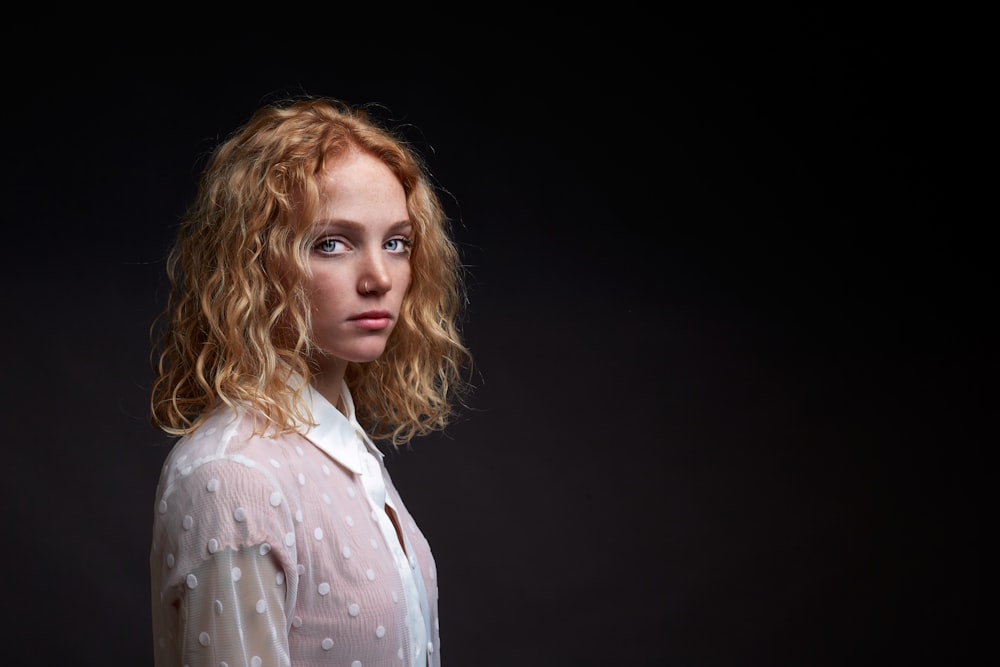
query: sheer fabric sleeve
178 546 291 667
152 445 301 667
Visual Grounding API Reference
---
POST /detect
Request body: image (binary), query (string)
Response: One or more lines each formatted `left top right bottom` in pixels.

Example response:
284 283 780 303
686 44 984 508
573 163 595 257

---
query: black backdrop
1 19 985 666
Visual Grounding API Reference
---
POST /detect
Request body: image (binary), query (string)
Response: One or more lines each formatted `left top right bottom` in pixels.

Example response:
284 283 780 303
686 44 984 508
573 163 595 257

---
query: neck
310 359 349 416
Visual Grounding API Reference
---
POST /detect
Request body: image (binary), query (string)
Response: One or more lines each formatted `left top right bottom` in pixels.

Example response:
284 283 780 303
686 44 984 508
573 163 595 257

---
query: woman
149 96 472 667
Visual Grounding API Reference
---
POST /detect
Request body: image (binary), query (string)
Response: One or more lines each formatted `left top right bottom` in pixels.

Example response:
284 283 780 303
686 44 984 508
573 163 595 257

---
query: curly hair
150 96 473 445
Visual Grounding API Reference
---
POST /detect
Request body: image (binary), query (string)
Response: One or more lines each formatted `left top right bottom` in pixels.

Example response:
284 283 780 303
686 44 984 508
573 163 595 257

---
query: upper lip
349 310 392 320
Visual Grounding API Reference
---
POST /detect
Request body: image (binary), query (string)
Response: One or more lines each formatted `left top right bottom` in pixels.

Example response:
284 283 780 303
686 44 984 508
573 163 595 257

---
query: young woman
148 96 472 667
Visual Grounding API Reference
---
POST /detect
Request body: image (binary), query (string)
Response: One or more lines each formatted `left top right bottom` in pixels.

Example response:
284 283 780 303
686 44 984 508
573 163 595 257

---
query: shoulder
151 407 309 569
153 406 311 521
159 406 301 480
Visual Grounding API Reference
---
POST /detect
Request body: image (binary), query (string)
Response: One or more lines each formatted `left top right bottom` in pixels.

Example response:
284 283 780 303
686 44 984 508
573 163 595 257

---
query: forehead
314 149 408 221
318 148 399 189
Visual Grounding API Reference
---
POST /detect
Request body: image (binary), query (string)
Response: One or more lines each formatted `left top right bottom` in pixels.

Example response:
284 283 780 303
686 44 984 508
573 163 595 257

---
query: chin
344 345 389 364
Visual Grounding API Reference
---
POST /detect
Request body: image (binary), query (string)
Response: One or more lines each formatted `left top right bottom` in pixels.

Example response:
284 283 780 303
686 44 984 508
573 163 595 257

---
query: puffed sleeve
179 546 291 667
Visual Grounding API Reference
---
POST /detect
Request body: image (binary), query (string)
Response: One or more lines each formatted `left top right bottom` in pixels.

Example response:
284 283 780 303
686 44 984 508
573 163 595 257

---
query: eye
384 237 413 254
313 237 347 255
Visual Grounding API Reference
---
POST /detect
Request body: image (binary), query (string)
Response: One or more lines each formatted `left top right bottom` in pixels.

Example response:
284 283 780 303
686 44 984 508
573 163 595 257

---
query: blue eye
314 238 345 255
385 237 413 254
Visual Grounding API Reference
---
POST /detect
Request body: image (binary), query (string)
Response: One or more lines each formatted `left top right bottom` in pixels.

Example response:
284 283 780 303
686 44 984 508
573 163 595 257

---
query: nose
358 251 391 295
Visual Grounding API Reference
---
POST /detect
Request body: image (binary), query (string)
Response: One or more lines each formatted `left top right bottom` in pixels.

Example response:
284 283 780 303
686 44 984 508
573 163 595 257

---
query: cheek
390 260 412 292
400 271 413 301
307 276 344 315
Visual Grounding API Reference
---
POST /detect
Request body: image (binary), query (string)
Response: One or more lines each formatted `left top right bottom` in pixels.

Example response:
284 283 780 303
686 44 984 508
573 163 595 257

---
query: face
305 148 412 379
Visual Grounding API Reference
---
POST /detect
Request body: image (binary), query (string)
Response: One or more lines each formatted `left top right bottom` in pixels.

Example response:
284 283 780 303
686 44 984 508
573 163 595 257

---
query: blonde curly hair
150 96 473 445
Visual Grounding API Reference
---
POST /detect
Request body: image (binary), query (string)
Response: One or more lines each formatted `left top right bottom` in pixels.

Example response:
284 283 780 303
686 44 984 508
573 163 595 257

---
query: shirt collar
298 381 382 474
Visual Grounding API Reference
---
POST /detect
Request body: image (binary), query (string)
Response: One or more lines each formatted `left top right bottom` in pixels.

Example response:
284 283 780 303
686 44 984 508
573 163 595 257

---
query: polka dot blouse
150 382 441 666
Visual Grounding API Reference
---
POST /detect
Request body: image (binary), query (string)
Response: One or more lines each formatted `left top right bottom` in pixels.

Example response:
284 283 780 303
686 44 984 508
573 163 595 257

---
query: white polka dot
285 532 295 547
275 571 284 585
180 465 192 475
348 603 360 617
297 563 306 575
292 616 303 628
295 510 303 522
345 515 355 527
269 492 282 507
375 625 386 638
157 500 167 514
207 539 220 553
314 528 324 541
166 554 175 568
370 538 379 549
351 661 362 667
342 545 352 559
318 582 331 596
346 486 356 498
322 493 332 504
182 515 194 530
256 599 267 613
391 591 398 603
366 569 376 581
206 478 219 492
214 600 223 615
186 574 198 589
298 473 306 485
259 543 272 556
295 445 304 456
322 464 331 475
397 648 404 659
205 427 217 436
321 638 334 650
427 641 434 654
198 632 210 646
269 459 281 468
221 662 228 667
234 507 247 522
251 657 262 667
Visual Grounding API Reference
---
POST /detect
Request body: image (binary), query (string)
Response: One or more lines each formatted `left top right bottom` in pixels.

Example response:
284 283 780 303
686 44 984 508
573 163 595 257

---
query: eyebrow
311 218 413 233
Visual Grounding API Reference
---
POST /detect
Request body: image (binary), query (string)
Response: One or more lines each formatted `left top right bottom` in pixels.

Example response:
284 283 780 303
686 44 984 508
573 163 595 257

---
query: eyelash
385 237 413 253
312 236 413 255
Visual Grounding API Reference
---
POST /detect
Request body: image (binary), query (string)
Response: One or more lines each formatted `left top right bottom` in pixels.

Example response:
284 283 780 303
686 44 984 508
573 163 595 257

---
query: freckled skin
306 149 412 405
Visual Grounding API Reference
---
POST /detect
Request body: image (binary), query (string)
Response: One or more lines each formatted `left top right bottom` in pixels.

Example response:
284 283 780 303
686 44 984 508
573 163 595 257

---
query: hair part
151 96 473 444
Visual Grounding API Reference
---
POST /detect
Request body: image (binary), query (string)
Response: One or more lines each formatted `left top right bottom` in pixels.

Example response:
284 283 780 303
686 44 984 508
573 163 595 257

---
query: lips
349 310 392 331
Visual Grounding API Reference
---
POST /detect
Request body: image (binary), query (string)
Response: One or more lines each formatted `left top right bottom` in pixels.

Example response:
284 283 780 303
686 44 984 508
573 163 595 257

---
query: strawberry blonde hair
150 96 472 444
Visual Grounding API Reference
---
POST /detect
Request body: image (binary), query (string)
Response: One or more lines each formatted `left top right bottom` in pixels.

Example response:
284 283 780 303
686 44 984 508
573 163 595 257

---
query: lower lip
351 317 391 331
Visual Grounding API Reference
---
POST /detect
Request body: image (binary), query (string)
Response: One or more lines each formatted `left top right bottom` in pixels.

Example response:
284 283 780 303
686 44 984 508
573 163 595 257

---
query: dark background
1 18 986 666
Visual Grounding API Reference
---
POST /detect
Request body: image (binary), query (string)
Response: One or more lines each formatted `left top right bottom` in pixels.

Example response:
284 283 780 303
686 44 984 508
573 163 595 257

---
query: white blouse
149 382 440 666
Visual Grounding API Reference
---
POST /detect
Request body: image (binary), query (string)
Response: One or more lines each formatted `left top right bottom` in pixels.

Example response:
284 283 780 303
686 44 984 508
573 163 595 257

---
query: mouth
349 310 393 331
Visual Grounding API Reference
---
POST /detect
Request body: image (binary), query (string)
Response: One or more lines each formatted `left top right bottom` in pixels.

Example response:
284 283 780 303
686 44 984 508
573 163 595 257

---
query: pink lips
349 310 392 331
